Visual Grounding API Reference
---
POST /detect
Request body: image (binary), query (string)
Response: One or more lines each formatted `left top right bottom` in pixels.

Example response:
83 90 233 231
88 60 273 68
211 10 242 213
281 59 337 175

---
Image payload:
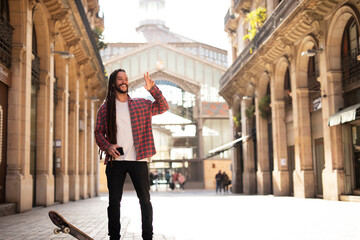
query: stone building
0 0 107 214
100 0 231 190
221 0 360 201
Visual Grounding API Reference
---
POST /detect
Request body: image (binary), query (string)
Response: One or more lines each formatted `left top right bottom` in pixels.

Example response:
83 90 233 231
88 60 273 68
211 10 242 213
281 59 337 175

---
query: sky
98 0 231 51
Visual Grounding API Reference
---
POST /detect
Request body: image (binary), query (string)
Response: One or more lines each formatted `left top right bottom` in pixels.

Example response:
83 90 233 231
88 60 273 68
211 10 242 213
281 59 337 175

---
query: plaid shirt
94 85 169 164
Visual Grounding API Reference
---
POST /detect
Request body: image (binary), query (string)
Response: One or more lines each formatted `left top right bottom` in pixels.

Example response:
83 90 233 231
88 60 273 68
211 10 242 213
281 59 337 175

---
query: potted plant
233 112 241 128
243 7 267 41
245 105 255 120
258 95 271 119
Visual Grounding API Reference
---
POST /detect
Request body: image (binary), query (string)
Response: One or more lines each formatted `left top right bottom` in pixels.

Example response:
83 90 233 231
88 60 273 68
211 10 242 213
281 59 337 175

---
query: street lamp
301 48 323 57
52 51 74 59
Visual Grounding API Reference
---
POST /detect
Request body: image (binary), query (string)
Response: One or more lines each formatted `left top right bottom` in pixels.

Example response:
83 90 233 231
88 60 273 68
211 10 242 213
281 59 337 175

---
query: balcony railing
220 0 299 90
341 47 360 93
31 54 40 90
0 14 13 69
74 0 105 73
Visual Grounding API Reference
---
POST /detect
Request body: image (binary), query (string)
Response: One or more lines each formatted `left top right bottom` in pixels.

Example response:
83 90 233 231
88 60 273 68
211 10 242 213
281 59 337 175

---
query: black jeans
106 161 153 240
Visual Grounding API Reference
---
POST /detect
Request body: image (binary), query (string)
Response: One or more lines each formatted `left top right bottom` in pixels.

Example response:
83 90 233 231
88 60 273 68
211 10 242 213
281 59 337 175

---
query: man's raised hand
143 72 155 90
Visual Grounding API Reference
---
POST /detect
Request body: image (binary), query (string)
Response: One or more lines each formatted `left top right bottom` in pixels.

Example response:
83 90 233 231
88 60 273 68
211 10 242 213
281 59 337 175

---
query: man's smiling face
114 71 128 94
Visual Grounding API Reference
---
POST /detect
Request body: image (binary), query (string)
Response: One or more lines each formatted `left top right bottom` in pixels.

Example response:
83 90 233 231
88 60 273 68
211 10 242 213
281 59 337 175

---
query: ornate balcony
220 0 299 91
342 47 360 93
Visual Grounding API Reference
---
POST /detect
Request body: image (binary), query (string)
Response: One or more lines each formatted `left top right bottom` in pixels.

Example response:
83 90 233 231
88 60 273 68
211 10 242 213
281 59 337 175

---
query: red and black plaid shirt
94 85 169 164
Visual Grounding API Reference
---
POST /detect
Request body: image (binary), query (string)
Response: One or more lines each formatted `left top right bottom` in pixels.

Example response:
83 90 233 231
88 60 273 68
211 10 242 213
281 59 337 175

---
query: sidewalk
0 192 174 240
1 189 360 240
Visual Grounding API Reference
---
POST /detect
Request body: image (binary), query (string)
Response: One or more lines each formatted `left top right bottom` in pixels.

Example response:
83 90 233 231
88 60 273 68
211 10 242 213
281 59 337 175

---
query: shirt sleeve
94 103 112 152
148 85 169 116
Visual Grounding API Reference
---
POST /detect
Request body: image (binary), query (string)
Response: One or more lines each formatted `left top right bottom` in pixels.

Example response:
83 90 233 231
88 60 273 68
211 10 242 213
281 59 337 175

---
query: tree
92 27 107 50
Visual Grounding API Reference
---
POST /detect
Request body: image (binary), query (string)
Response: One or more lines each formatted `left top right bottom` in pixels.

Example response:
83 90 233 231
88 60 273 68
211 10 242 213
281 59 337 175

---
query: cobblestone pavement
1 189 360 240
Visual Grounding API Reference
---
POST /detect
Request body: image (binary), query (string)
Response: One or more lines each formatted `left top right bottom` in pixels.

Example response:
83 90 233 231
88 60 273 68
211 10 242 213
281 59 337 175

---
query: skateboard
48 210 93 240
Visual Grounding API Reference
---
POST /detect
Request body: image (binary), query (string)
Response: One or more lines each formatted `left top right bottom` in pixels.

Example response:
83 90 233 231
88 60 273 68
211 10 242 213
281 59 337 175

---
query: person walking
171 172 178 191
178 173 186 191
222 171 230 193
94 69 169 240
215 170 223 194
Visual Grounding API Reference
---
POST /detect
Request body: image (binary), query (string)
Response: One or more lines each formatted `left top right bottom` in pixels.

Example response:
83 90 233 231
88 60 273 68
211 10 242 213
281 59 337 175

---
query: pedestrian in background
222 171 230 193
171 172 178 190
94 69 169 240
215 170 223 194
178 173 186 191
165 171 171 189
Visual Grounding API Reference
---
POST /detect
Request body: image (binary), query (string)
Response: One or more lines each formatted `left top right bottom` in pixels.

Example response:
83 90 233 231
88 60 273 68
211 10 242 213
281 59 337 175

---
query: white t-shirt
114 100 147 162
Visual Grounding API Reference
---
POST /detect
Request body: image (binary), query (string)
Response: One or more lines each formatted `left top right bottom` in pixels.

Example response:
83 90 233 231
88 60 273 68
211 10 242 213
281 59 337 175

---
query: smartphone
116 147 124 155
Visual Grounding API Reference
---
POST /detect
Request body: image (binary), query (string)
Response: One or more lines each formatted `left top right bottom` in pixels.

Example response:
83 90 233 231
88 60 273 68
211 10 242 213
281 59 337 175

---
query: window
341 17 360 107
284 67 292 110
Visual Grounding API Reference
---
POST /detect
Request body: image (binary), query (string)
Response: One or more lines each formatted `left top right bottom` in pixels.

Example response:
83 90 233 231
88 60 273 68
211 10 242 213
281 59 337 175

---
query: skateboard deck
48 210 93 240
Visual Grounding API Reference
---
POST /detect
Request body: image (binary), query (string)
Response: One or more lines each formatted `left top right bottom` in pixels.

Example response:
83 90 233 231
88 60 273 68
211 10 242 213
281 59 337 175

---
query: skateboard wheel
64 227 70 234
54 228 60 234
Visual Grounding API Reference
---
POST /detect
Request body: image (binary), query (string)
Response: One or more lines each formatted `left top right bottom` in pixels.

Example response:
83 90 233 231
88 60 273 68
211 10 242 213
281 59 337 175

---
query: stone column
68 80 80 201
35 68 55 206
5 10 34 212
197 94 205 184
255 96 271 194
322 70 345 200
87 99 95 197
293 88 315 198
54 62 69 203
79 99 88 199
93 101 100 195
241 99 256 194
230 109 243 193
271 100 290 195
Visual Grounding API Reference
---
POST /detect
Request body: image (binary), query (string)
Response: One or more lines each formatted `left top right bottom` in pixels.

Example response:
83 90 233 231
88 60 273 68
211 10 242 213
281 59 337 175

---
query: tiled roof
202 102 229 117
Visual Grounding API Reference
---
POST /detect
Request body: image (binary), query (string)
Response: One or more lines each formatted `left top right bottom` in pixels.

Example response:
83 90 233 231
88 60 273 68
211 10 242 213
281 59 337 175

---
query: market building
220 0 360 201
0 0 107 215
99 0 231 191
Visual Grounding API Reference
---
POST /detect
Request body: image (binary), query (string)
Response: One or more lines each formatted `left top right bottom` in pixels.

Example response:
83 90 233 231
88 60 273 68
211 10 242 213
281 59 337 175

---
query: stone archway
291 36 321 198
242 82 256 194
32 3 55 206
322 5 360 200
271 56 291 196
256 72 272 194
130 70 200 95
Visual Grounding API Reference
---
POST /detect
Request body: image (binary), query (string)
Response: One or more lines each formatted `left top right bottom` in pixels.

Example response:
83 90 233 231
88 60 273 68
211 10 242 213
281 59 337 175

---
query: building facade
0 0 107 214
221 0 360 200
100 0 231 190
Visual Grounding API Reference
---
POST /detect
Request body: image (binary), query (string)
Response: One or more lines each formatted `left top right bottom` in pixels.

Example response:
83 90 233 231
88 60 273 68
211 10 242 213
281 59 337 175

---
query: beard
114 84 128 94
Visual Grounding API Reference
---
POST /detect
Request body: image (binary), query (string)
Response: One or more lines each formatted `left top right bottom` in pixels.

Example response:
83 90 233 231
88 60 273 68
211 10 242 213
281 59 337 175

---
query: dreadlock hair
106 69 126 146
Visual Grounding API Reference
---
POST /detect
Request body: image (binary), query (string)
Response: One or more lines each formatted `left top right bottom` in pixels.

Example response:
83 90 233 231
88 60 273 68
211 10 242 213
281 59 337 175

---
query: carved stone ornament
51 10 69 23
303 11 323 24
67 38 81 48
29 0 39 10
279 37 292 48
78 57 89 66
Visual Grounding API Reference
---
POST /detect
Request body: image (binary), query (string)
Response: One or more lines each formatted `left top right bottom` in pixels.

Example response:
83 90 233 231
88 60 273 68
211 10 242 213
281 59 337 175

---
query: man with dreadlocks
94 69 169 240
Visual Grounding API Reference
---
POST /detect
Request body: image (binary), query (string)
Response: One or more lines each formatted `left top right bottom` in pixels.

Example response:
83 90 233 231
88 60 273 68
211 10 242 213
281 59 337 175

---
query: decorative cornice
78 57 89 66
67 38 81 48
51 10 69 22
303 11 323 24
